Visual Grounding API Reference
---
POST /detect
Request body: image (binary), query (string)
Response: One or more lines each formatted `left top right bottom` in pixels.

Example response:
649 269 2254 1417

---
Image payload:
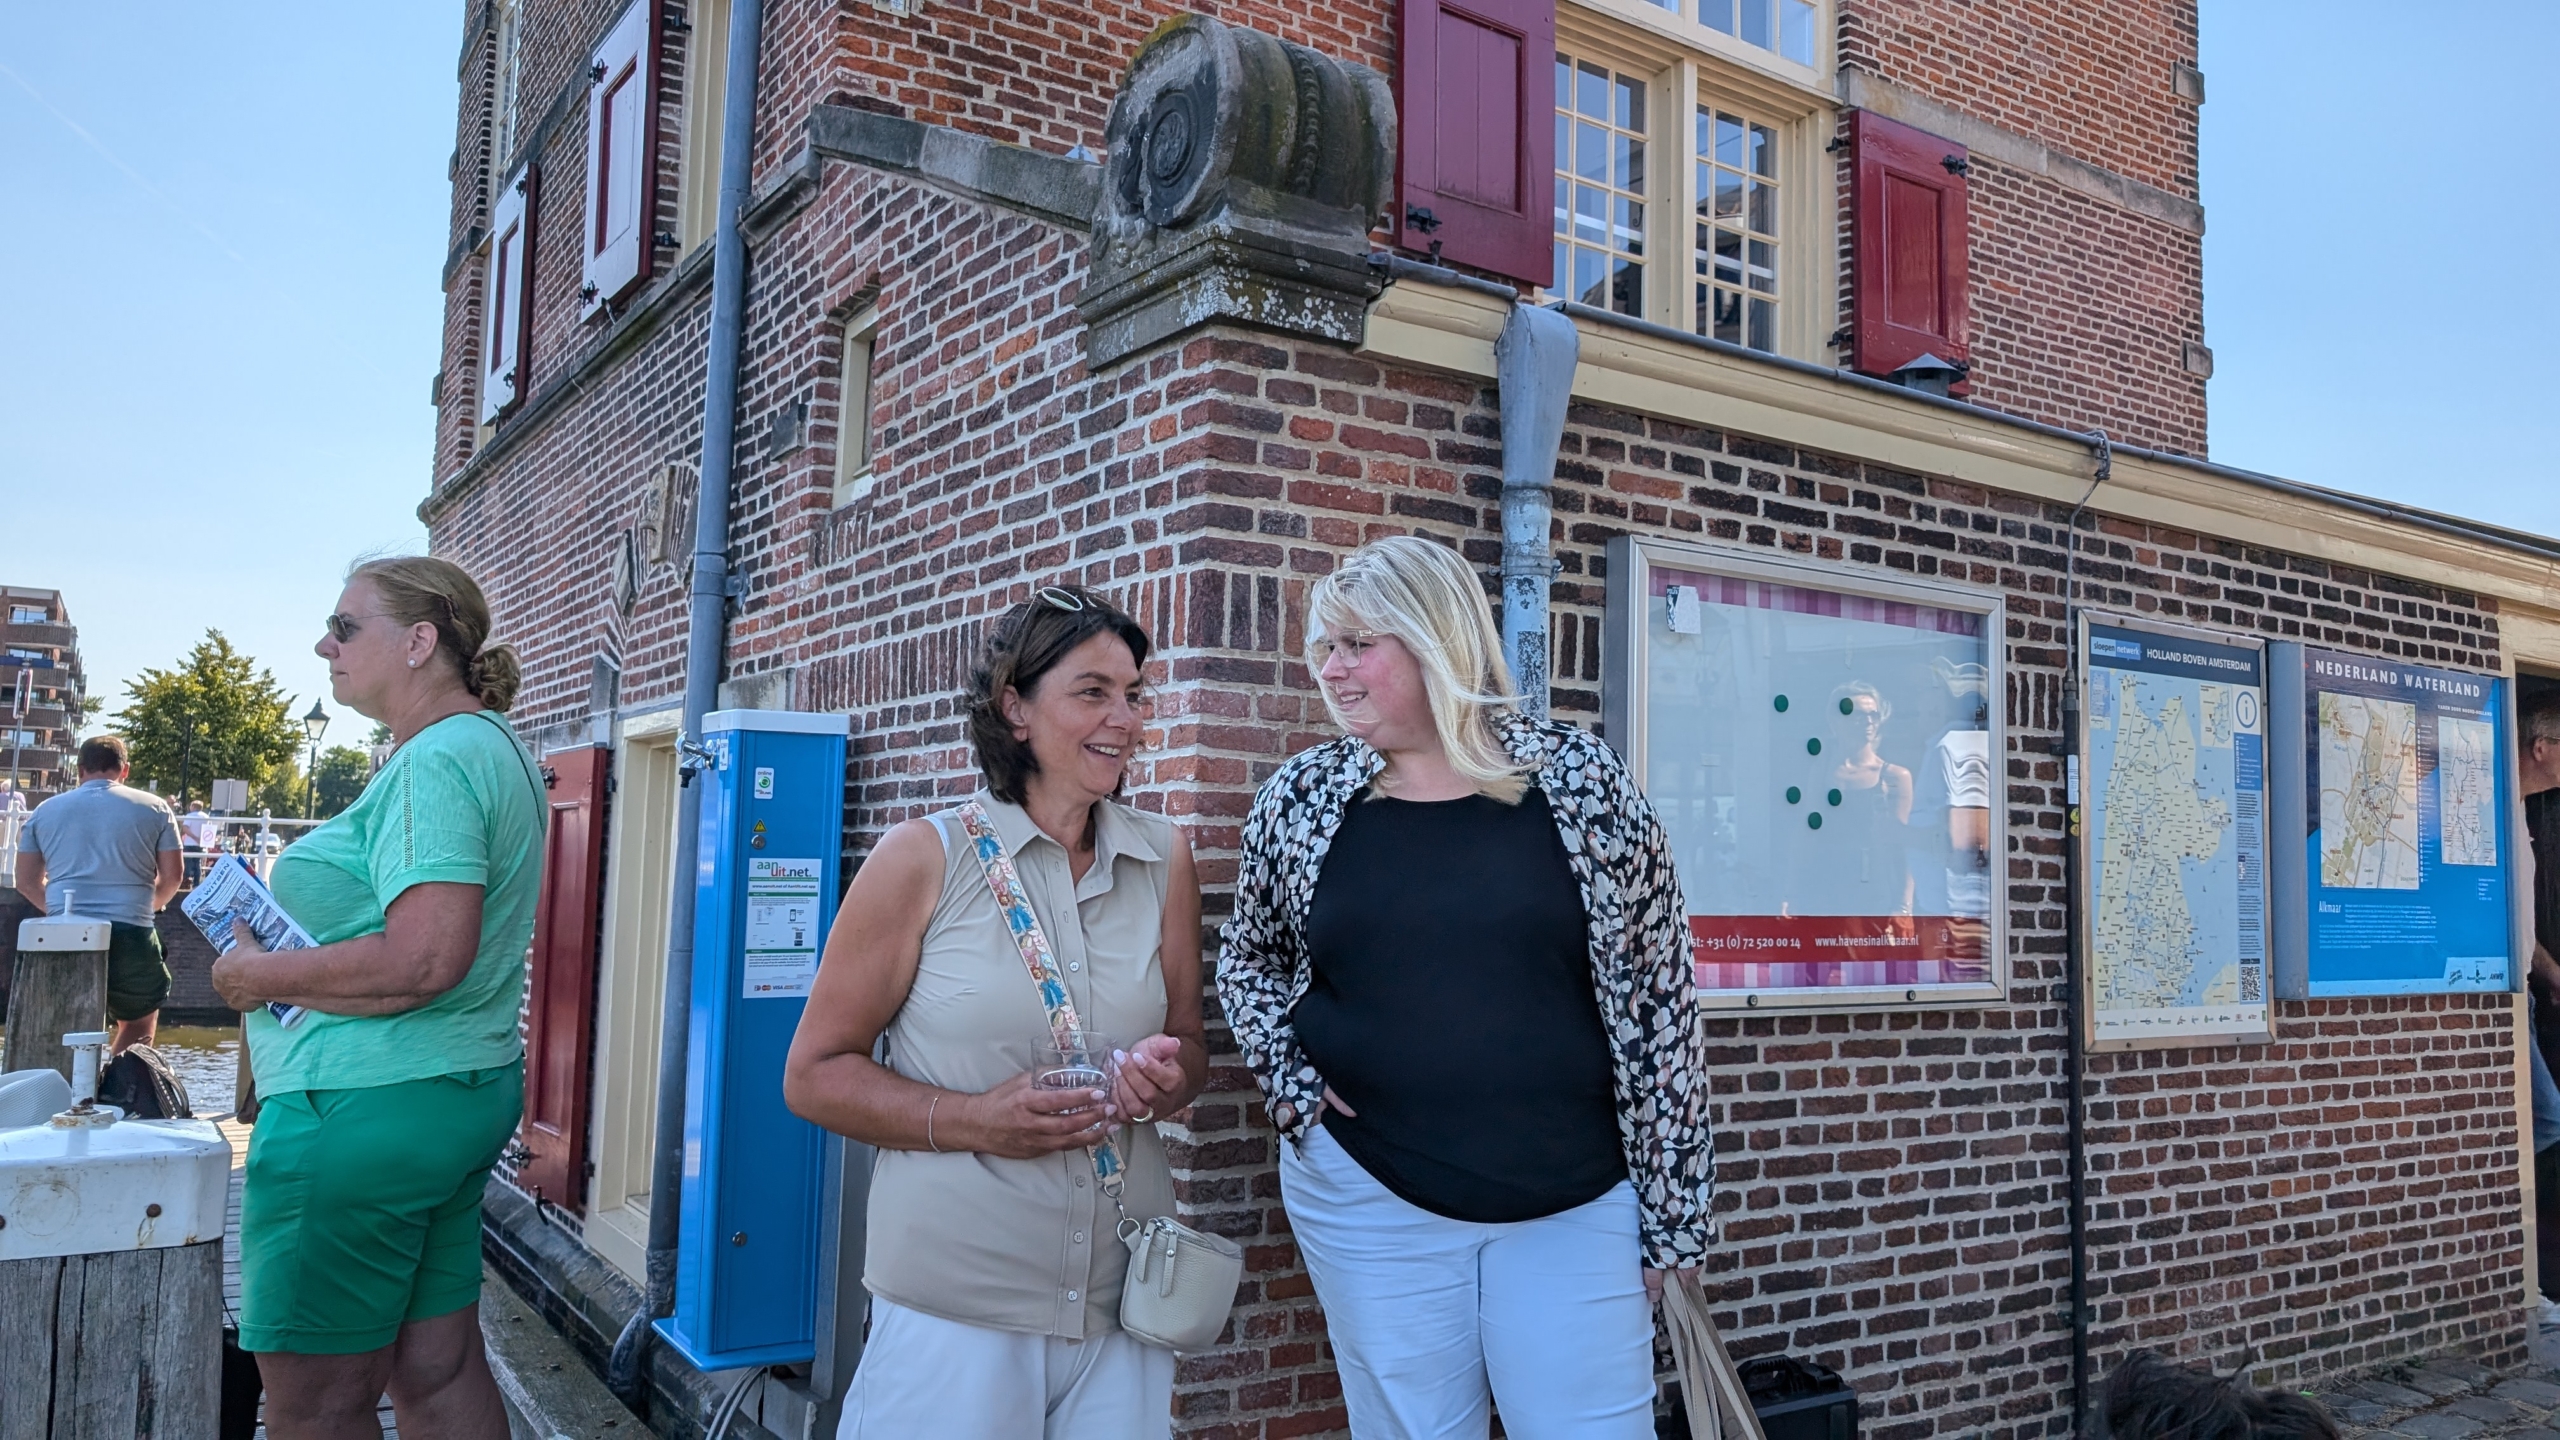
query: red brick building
424 0 2560 1435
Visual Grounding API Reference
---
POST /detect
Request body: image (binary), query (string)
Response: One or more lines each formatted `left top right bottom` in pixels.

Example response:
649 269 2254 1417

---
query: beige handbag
952 802 1244 1352
1661 1270 1767 1440
1114 1210 1246 1351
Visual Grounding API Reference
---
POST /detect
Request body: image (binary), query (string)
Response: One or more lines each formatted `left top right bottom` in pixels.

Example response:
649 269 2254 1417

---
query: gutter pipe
606 0 766 1402
1494 304 1581 719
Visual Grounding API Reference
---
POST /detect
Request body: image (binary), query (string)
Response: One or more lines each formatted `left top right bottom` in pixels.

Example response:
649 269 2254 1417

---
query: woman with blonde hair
212 555 546 1438
1219 535 1712 1438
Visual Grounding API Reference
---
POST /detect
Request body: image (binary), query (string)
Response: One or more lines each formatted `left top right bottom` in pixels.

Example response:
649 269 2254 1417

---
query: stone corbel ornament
1077 14 1396 368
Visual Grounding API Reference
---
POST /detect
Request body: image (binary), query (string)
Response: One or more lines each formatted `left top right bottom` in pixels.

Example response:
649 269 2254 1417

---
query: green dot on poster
1806 737 1822 756
1785 786 1801 805
1827 788 1843 806
1773 695 1790 712
1807 812 1823 830
1839 696 1855 714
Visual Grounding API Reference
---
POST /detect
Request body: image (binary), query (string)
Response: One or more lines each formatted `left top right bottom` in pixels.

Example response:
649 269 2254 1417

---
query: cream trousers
1281 1124 1657 1440
834 1297 1174 1440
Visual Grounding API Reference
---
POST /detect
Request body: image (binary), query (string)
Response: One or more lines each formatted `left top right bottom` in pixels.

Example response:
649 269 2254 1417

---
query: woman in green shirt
212 555 546 1439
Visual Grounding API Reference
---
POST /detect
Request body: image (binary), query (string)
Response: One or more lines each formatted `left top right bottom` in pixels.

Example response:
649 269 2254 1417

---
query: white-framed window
677 0 733 255
1693 100 1783 351
1553 57 1650 318
489 0 524 201
831 307 879 508
1549 2 1837 361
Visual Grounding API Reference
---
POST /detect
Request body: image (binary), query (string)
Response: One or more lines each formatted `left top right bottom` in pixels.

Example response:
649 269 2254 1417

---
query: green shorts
237 1063 524 1354
107 921 170 1023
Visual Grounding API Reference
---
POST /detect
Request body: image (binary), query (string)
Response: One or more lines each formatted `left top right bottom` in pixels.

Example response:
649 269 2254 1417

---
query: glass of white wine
1033 1029 1116 1105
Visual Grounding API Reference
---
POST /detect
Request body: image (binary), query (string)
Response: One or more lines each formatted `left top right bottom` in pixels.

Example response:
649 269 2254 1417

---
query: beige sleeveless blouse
862 794 1178 1339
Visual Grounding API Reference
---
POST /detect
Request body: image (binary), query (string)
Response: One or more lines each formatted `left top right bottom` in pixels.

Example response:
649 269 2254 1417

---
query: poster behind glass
1623 545 2003 1007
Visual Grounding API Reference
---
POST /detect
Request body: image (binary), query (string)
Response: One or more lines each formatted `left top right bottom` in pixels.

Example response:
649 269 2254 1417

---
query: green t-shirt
249 710 548 1094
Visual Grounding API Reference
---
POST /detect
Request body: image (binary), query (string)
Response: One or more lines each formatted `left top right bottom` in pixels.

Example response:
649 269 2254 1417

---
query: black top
1294 786 1626 1223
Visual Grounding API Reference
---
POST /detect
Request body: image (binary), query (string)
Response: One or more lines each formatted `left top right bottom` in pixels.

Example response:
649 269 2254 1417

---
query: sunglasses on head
1034 585 1086 612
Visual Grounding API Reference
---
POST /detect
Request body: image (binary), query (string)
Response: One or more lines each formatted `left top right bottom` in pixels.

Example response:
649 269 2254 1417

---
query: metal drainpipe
605 0 766 1403
1495 303 1580 718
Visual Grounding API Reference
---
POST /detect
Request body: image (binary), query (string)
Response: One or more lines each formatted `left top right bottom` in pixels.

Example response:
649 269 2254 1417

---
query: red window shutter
581 0 659 315
1849 109 1971 384
480 164 538 422
515 745 609 1212
1396 0 1553 287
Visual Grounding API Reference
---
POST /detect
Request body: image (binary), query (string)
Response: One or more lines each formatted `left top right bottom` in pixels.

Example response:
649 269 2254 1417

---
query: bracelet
926 1094 943 1153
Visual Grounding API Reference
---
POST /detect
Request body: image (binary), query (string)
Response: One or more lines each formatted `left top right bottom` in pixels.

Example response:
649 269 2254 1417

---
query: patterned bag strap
952 801 1126 1196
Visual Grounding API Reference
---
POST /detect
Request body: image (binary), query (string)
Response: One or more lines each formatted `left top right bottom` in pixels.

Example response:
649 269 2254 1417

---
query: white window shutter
482 166 537 422
582 1 656 315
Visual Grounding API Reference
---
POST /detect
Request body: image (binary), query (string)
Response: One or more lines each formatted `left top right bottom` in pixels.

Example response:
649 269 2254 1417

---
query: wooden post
0 1242 225 1439
3 916 111 1082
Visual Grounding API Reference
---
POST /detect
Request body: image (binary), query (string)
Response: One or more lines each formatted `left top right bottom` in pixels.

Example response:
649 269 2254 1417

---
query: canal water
0 1022 242 1114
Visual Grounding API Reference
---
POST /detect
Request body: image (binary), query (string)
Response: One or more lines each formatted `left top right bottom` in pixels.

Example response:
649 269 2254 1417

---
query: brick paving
2319 1348 2560 1440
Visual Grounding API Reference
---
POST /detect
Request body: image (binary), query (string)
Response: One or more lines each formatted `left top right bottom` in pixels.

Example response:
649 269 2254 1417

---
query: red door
517 745 609 1211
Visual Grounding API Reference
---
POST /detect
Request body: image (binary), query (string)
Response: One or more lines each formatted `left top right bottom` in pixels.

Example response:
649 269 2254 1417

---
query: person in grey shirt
13 735 182 1051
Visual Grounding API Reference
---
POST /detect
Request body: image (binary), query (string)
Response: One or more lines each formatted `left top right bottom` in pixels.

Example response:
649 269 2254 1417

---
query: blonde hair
1307 536 1529 802
348 556 524 711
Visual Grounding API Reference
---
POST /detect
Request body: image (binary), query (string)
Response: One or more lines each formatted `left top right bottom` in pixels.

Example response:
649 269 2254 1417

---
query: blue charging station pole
654 708 849 1371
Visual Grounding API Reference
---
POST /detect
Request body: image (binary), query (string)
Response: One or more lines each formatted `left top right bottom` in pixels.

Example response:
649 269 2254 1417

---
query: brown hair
348 556 523 711
964 587 1151 805
77 735 129 775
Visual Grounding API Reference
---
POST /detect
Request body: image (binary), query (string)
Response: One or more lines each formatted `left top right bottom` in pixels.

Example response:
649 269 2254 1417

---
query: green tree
313 745 373 817
113 632 302 806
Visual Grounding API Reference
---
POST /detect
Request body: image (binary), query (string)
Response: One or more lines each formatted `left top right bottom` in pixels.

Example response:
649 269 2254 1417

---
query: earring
408 659 419 669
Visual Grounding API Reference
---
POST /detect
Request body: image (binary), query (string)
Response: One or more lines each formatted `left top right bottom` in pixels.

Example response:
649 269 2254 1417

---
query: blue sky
2 4 2553 742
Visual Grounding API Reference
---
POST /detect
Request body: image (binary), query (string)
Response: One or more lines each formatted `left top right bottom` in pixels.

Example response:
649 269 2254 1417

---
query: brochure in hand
179 855 312 1027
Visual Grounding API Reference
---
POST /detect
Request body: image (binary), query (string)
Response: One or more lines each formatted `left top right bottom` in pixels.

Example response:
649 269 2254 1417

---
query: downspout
606 0 766 1402
1495 303 1580 718
2060 429 2109 1437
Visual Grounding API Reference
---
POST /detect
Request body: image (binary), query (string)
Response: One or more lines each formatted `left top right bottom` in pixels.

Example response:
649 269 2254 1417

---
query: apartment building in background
423 0 2560 1435
1 586 86 807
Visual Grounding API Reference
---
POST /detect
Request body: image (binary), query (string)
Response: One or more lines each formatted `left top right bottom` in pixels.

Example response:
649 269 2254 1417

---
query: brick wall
419 2 2519 1435
921 321 2515 1437
432 0 2217 497
1838 0 2201 200
1930 151 2208 455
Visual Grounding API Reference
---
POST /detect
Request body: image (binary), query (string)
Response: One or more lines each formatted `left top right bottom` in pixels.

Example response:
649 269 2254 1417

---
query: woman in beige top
785 586 1207 1440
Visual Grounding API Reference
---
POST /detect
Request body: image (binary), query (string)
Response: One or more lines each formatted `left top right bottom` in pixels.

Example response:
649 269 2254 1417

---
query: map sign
1608 540 2004 1009
2269 646 2513 996
2317 693 2420 890
2077 617 2272 1050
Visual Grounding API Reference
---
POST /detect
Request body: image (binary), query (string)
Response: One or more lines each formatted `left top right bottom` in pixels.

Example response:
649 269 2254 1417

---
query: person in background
13 735 182 1052
2100 1350 2340 1440
1218 536 1713 1438
180 799 218 884
2518 691 2560 1329
209 556 544 1440
784 585 1206 1440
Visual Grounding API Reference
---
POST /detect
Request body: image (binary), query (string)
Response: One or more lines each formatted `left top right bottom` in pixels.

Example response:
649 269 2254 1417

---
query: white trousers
835 1297 1174 1440
1280 1125 1656 1440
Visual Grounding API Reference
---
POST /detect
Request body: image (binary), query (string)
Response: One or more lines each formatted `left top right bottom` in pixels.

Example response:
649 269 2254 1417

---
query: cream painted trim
1360 277 2560 619
1565 0 1830 105
581 728 681 1283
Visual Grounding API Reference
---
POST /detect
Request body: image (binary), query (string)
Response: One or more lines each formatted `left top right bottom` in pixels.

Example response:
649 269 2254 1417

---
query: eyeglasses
322 612 385 642
1035 586 1085 612
1305 630 1386 668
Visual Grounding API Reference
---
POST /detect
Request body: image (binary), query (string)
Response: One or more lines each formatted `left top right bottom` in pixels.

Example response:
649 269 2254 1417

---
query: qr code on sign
2240 967 2263 1003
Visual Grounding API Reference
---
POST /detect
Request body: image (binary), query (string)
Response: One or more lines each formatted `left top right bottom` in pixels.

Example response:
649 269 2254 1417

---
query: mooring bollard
2 913 111 1082
0 1027 232 1438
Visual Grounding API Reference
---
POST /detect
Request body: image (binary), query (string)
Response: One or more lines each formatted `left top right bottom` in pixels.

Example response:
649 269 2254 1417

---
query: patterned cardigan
1214 712 1716 1269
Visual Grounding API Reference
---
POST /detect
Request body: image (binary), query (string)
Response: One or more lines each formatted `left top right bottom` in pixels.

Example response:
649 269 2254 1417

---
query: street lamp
302 700 329 821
